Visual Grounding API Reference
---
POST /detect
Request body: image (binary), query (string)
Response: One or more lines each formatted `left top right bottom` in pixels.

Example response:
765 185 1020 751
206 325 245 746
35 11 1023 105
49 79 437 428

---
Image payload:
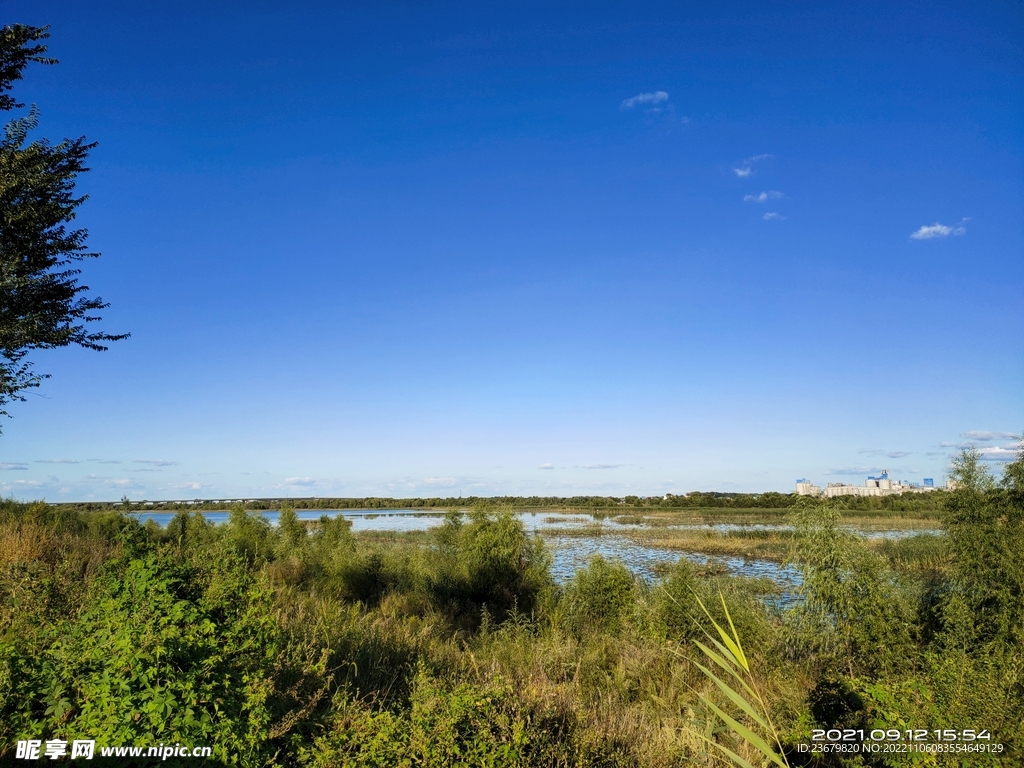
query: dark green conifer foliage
0 24 127 421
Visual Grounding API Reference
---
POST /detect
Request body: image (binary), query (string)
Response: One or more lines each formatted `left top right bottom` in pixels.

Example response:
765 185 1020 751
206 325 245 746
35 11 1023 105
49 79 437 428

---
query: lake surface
134 509 934 592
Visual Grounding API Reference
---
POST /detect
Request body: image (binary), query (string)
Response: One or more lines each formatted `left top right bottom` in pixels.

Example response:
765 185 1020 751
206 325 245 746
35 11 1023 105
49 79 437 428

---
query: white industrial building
796 471 942 497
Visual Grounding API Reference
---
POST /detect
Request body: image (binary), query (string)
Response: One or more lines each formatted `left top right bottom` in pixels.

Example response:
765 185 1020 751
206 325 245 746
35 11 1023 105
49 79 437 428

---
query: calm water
133 509 933 591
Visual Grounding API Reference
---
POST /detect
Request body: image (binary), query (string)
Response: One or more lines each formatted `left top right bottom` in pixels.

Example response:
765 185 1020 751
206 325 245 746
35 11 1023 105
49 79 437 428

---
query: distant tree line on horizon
55 488 950 514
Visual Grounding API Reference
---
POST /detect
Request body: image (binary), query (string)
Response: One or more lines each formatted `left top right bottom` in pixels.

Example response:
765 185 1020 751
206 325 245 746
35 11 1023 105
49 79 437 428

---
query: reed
685 591 790 768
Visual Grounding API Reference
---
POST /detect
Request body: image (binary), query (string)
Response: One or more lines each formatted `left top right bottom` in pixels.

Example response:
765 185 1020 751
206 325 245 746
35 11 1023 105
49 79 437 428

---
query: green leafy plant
688 591 789 768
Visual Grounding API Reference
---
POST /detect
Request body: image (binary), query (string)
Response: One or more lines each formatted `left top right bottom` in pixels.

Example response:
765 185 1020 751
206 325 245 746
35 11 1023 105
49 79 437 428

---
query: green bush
429 509 552 629
0 550 329 764
651 559 700 641
941 449 1024 648
559 555 638 638
787 505 916 679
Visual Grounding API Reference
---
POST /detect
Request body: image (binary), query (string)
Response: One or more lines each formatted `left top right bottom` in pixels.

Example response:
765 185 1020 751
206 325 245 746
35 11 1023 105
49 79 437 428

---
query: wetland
3 451 1019 767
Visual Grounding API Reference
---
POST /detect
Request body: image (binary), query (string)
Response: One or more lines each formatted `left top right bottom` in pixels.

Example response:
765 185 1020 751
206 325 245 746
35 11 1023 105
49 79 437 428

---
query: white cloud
538 463 554 470
0 463 28 470
579 464 624 470
762 212 784 221
35 458 79 464
744 191 783 203
910 220 967 239
285 477 317 487
421 477 458 487
621 91 669 109
978 445 1022 461
134 459 176 466
1 479 45 489
961 430 1016 441
733 154 772 177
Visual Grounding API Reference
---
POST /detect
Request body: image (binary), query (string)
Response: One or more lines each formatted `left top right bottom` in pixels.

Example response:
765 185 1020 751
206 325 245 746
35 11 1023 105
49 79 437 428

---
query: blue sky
3 0 1022 501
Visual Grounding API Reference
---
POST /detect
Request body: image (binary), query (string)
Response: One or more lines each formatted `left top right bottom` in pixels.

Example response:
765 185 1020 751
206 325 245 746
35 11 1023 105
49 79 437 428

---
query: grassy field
0 455 1020 766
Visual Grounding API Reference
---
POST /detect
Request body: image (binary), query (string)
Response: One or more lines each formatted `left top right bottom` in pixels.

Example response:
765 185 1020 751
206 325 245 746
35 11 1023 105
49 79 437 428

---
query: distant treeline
56 489 949 513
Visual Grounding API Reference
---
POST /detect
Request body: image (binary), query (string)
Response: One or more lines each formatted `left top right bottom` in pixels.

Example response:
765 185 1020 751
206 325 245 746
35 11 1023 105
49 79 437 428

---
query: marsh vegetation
0 449 1020 766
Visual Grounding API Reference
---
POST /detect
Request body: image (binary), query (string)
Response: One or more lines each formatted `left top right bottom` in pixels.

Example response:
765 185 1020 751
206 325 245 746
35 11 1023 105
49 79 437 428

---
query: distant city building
795 479 822 496
795 469 945 497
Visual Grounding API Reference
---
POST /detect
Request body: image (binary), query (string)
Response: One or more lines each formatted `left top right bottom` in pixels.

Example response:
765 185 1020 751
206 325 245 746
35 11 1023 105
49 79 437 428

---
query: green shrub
277 505 307 551
225 505 274 563
429 509 552 629
651 559 700 641
941 449 1024 648
559 555 638 638
0 551 330 765
786 506 916 679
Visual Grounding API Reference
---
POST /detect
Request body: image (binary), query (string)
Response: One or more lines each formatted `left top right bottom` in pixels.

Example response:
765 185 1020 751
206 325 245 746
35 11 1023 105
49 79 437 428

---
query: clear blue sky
3 0 1022 501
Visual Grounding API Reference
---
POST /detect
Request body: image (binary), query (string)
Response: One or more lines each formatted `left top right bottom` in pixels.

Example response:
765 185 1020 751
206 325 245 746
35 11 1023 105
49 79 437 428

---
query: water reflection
544 533 803 590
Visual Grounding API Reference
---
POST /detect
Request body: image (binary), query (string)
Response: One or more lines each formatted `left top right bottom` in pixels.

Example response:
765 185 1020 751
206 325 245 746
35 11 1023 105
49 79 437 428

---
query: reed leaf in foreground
689 591 790 768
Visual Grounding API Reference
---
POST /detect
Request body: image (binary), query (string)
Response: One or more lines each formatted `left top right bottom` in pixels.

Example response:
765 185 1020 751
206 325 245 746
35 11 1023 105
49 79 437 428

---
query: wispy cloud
1 479 45 489
936 432 1021 461
88 459 122 464
35 458 79 464
859 449 912 459
174 481 213 491
910 219 968 240
538 463 555 470
285 477 317 487
762 212 784 221
578 464 624 470
0 463 28 470
78 474 146 491
421 477 458 487
961 430 1016 442
744 190 783 203
621 91 668 109
733 154 772 177
133 459 176 467
824 466 885 476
